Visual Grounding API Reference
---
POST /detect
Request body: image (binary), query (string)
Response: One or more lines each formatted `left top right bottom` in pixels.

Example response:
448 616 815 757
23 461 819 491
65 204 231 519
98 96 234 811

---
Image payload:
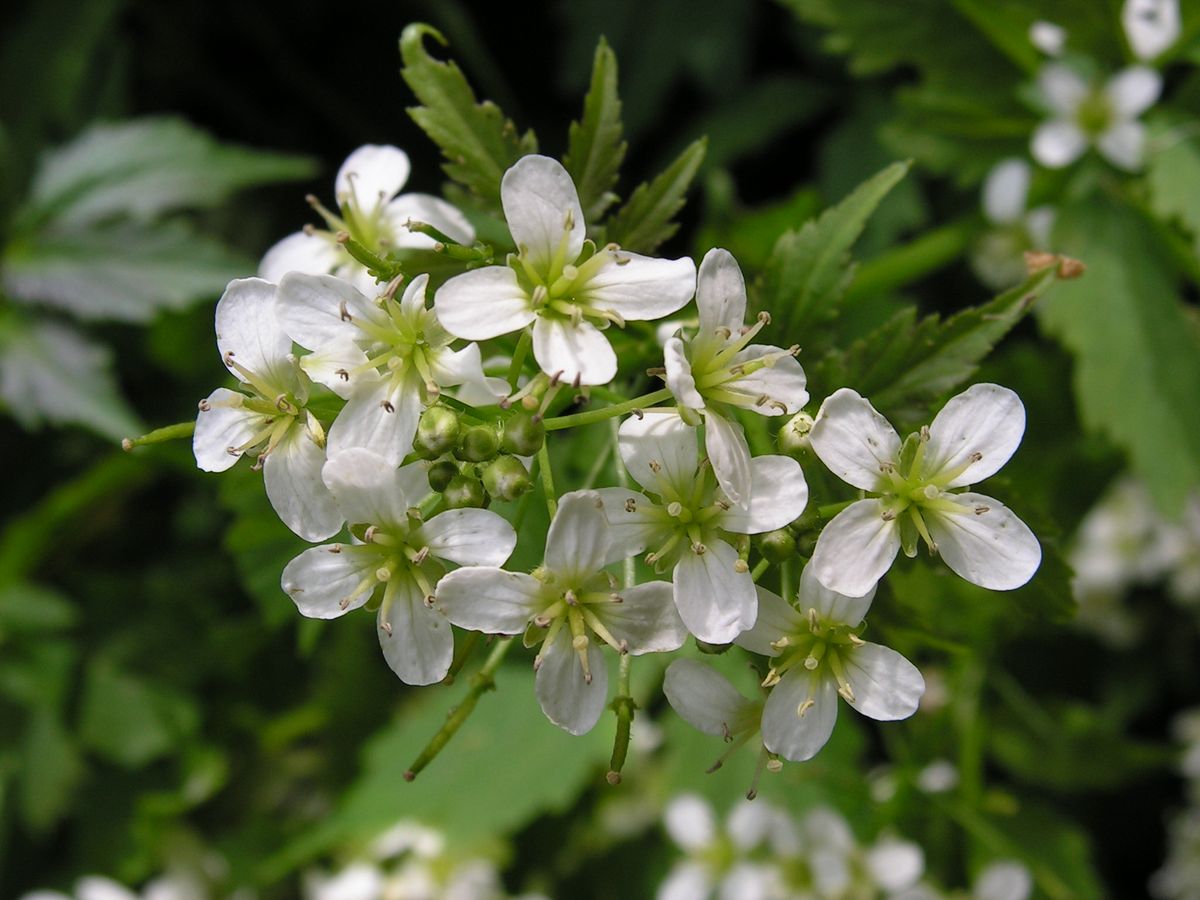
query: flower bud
454 423 501 462
482 455 533 502
501 410 546 456
414 405 460 458
443 473 487 509
758 528 796 563
427 459 459 493
777 411 814 458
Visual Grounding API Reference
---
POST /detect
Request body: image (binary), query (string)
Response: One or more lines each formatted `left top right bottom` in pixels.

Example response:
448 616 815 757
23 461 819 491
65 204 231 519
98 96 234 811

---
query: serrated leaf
20 117 315 229
1147 133 1200 256
0 317 142 441
605 138 705 254
564 37 626 224
811 266 1058 427
759 161 910 338
3 220 247 322
399 23 537 210
1039 198 1200 513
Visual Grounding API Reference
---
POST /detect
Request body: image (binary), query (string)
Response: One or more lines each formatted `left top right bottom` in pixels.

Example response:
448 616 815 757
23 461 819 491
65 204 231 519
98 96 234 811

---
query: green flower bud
427 459 459 493
481 455 533 502
443 474 487 509
455 423 500 462
758 528 796 563
501 410 546 456
695 639 732 655
777 411 814 458
414 405 461 458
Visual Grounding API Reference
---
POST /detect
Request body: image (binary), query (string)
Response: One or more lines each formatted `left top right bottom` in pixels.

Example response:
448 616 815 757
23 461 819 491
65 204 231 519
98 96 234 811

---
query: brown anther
969 451 983 462
339 300 352 322
974 505 991 516
121 438 134 452
756 394 770 407
632 408 645 419
624 498 637 513
423 595 436 608
412 547 430 565
381 400 395 413
363 526 379 543
768 400 788 414
609 593 624 604
225 446 241 457
198 399 211 412
335 368 350 381
648 459 662 473
1058 256 1086 279
327 544 342 554
339 596 352 610
881 510 897 521
304 193 320 206
716 500 730 510
691 542 707 555
757 311 772 325
572 373 582 389
722 722 733 742
618 640 629 655
380 620 393 636
549 370 564 387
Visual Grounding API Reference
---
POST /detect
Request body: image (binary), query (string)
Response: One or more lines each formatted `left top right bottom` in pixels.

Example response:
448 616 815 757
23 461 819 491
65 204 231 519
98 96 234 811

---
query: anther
423 595 435 608
381 400 395 413
609 593 624 604
648 459 662 473
412 546 430 565
198 399 211 411
796 698 815 717
969 451 983 462
564 589 579 606
375 566 391 582
380 620 393 636
733 559 749 574
336 368 349 381
974 505 990 515
363 525 379 542
339 300 352 322
691 542 707 555
624 498 637 512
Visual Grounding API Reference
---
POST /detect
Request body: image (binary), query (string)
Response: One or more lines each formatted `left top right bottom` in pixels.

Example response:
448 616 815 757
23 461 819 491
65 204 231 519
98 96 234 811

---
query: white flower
281 448 516 685
260 144 475 295
1029 20 1067 56
734 566 924 762
1031 64 1162 171
1123 0 1180 60
435 490 687 735
597 411 808 643
974 861 1033 900
808 384 1041 597
434 155 696 386
278 272 504 464
663 248 808 505
973 158 1056 290
193 277 342 541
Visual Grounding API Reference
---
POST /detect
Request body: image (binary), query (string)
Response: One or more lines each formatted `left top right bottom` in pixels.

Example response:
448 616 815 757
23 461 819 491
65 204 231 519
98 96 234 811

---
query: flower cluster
194 145 1040 771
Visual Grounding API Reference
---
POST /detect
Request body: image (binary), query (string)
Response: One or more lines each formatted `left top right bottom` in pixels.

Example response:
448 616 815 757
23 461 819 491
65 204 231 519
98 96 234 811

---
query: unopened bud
414 405 461 458
501 410 546 456
758 528 796 563
454 423 501 463
481 455 533 502
427 459 459 493
443 473 487 509
776 411 814 458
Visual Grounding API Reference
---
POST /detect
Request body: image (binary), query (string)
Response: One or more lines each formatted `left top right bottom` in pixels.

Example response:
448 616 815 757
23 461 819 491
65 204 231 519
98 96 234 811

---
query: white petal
657 863 711 900
810 499 900 598
298 338 371 399
1098 120 1147 171
663 659 758 737
434 567 541 633
418 508 517 566
733 586 806 657
336 145 410 214
663 794 717 851
378 578 453 685
544 490 611 579
426 342 489 389
718 864 783 900
382 192 475 248
696 247 747 333
810 388 900 491
761 670 839 762
1037 64 1089 116
531 315 617 385
843 642 925 721
326 376 421 466
1123 0 1180 60
600 580 687 654
193 388 258 472
1031 120 1088 168
618 410 699 497
865 839 925 892
277 272 382 352
924 383 1025 487
664 336 705 409
704 410 752 507
75 878 140 900
577 251 696 321
1025 205 1056 247
726 801 776 851
501 155 585 271
717 454 808 534
673 539 757 643
799 562 875 627
975 861 1033 900
723 346 809 415
281 544 381 618
263 425 343 541
534 623 608 735
1029 20 1067 56
982 159 1031 225
1106 65 1162 117
258 231 341 282
215 277 291 381
593 487 665 563
321 446 415 527
925 492 1042 590
433 266 535 341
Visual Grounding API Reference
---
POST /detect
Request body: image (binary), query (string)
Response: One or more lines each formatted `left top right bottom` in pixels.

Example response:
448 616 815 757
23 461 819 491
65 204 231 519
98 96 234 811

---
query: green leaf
812 265 1058 427
1039 198 1200 513
1147 133 1200 256
605 138 706 254
759 161 910 339
399 23 537 210
0 582 77 633
0 317 142 441
19 708 83 832
3 220 248 322
18 117 316 229
564 37 626 224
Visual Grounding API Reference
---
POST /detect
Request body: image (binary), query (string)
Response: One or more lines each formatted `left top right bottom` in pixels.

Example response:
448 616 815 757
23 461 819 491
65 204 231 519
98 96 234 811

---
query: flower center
528 568 628 682
1076 90 1113 136
764 608 867 708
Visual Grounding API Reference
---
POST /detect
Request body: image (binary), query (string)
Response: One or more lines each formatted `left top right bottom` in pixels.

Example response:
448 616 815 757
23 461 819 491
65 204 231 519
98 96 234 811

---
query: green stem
751 557 771 581
607 654 635 785
443 630 482 685
537 443 557 518
507 328 532 390
817 499 856 519
121 420 195 451
844 219 972 303
542 387 673 432
404 637 514 781
780 559 794 602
